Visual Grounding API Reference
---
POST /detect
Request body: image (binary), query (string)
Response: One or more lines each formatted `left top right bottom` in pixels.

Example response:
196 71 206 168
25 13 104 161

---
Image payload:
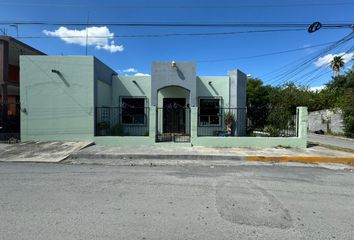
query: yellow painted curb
246 156 354 165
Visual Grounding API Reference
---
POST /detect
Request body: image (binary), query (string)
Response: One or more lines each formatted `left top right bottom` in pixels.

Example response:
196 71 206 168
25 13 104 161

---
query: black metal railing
156 107 191 142
197 107 298 137
197 108 247 137
0 101 21 143
247 108 298 137
95 107 149 136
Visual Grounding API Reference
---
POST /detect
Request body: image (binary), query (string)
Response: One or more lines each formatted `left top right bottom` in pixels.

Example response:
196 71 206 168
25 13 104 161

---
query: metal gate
156 106 191 142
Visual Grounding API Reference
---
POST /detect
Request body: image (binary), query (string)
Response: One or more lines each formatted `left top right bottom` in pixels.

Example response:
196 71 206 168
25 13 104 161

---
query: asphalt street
0 162 353 240
308 133 354 150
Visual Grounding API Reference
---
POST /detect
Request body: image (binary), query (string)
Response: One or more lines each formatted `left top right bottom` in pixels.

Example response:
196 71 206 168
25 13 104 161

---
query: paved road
308 133 354 150
0 162 353 240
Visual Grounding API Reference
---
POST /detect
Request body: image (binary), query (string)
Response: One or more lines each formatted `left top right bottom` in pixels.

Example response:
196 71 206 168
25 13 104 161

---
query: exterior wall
197 74 246 136
96 80 111 107
112 76 151 105
101 75 152 137
94 57 115 107
196 76 229 136
308 109 344 134
157 86 190 107
151 62 196 106
20 56 95 141
196 76 229 105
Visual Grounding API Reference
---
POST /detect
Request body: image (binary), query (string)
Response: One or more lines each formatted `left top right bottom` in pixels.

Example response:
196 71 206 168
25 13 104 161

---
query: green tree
246 78 272 128
330 56 345 77
327 70 354 137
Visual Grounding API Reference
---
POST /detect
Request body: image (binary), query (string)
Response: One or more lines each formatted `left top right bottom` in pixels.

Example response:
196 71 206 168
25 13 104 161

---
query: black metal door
156 98 190 142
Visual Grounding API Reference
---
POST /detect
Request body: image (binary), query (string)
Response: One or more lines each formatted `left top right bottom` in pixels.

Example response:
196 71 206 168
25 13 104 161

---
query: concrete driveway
1 162 353 240
0 141 92 162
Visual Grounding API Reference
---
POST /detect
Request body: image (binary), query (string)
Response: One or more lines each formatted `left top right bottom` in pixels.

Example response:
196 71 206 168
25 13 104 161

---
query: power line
260 33 353 86
16 29 307 39
0 21 352 29
273 35 353 86
299 46 354 86
197 42 336 63
1 2 353 8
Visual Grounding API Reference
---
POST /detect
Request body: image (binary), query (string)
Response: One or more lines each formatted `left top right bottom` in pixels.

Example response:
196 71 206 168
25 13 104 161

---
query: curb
68 153 246 161
67 153 354 165
246 156 354 165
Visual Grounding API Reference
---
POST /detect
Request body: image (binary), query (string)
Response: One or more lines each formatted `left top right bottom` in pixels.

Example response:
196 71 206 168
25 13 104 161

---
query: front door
156 98 190 142
163 98 186 134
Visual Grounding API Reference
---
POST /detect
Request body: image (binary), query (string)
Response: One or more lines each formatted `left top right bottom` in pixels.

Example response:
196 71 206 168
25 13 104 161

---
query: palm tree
330 56 345 77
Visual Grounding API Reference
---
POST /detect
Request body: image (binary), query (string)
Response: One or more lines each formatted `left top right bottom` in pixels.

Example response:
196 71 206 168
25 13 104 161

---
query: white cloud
134 72 150 76
43 26 124 53
309 85 326 92
314 52 353 67
123 68 138 73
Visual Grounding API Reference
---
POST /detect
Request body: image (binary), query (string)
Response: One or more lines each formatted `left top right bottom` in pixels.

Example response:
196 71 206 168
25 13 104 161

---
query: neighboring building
20 56 247 145
0 36 45 139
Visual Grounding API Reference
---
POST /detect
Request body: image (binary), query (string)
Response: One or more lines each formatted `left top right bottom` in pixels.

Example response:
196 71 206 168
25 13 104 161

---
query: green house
20 56 307 147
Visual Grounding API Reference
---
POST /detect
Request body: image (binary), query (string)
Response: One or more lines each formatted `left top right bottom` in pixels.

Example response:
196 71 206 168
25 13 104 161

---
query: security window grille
121 98 145 125
199 99 221 126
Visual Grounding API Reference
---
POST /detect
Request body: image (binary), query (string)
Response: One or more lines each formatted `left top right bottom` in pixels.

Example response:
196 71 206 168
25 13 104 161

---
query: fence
0 101 21 142
197 107 298 137
197 108 246 137
247 107 298 137
95 107 149 136
156 107 191 142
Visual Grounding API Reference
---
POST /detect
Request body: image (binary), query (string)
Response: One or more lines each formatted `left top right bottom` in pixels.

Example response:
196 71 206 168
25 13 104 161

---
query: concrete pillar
190 106 198 145
297 106 308 148
228 69 247 136
149 106 156 141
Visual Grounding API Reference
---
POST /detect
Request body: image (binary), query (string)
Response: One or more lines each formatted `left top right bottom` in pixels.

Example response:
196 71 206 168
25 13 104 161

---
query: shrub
343 115 354 138
111 124 124 136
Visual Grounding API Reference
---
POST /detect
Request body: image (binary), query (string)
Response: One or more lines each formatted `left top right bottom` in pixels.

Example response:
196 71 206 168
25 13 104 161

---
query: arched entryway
156 86 191 142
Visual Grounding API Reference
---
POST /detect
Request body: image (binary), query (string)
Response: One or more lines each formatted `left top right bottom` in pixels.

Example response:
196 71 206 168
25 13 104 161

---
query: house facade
20 56 307 147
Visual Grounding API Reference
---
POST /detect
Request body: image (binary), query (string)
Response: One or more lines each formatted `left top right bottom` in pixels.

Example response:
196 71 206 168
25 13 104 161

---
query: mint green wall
196 76 229 106
94 57 115 108
96 80 111 107
112 76 151 106
157 86 190 107
20 56 95 141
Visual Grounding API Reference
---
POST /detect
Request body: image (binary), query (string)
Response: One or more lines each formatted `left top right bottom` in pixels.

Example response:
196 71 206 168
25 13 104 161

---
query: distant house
20 57 248 145
0 36 44 139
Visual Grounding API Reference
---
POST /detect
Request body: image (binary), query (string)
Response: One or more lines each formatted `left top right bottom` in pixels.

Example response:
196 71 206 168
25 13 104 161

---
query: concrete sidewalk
66 144 354 166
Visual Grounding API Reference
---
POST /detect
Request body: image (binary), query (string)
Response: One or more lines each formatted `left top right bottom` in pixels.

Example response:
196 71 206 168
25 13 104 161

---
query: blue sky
0 0 353 88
